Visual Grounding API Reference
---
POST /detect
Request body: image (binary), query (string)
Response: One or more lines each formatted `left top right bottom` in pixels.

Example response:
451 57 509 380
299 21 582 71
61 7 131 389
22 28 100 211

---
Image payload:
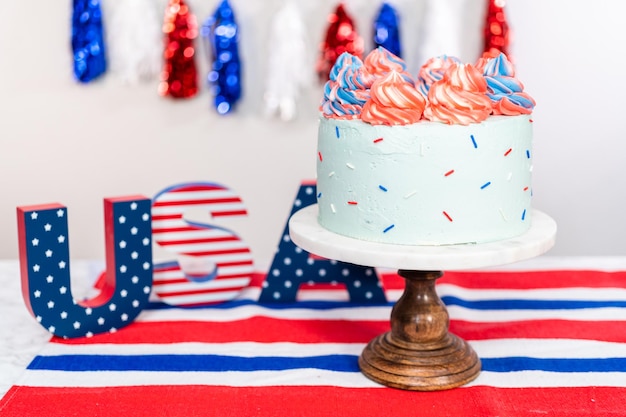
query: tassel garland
263 1 312 121
202 0 243 115
158 0 199 99
107 0 162 84
71 0 107 83
483 0 510 57
316 3 364 83
373 2 402 58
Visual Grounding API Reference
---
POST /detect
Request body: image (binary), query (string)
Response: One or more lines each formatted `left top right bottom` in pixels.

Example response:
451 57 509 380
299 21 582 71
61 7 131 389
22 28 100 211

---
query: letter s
151 182 254 306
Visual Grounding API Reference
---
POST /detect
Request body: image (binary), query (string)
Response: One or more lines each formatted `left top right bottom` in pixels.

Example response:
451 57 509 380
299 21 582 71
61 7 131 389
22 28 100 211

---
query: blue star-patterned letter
17 196 152 338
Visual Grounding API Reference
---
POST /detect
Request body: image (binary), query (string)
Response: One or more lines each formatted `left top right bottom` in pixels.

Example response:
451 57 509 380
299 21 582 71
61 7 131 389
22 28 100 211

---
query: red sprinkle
524 186 529 191
444 169 455 177
504 148 512 156
443 211 453 222
318 152 323 161
529 119 534 123
373 137 383 143
347 201 358 205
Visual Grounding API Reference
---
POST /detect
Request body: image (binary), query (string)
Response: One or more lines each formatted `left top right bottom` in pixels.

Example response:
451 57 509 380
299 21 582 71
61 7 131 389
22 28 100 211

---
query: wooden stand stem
358 270 481 391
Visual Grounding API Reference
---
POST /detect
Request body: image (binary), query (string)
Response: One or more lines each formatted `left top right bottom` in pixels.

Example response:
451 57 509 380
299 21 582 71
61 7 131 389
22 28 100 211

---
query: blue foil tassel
202 0 242 115
373 3 402 58
71 0 107 83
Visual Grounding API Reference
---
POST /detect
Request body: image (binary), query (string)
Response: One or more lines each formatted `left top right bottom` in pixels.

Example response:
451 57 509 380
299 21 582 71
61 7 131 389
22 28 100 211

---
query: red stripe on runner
452 319 626 343
440 270 626 289
52 318 389 345
245 270 626 291
376 271 626 290
50 318 626 345
1 386 622 417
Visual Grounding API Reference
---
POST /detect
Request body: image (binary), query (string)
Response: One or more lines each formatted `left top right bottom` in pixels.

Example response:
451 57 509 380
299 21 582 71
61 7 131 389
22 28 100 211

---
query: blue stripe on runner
482 357 626 373
27 354 361 373
28 354 626 374
146 300 393 311
441 296 626 310
145 297 626 312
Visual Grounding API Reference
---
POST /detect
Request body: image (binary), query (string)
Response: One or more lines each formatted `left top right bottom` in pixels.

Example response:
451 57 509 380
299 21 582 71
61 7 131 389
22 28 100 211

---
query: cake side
316 115 533 245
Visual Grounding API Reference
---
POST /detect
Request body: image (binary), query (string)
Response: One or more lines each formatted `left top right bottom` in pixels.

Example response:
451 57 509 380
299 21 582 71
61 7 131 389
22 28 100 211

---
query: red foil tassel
483 0 510 57
158 0 199 98
316 3 364 83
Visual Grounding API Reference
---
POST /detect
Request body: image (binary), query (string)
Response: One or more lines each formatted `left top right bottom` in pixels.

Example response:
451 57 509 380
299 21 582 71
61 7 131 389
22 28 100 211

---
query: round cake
316 48 536 246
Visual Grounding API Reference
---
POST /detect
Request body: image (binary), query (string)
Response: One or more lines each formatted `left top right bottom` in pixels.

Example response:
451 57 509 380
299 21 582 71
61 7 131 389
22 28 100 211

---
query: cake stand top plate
289 205 556 271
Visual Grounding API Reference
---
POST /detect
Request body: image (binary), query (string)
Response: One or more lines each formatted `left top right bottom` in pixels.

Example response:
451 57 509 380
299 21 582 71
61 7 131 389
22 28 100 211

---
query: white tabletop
289 205 557 271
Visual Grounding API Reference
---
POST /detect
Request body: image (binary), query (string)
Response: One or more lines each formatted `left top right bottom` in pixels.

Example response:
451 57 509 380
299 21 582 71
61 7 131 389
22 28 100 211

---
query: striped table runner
1 265 625 416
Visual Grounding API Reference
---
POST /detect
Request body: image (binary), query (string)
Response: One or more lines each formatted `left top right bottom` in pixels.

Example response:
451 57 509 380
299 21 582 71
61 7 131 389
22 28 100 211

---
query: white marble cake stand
289 205 557 391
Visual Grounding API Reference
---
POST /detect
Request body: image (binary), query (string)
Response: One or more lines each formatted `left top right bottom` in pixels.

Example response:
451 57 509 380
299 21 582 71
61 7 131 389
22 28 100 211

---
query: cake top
320 47 535 126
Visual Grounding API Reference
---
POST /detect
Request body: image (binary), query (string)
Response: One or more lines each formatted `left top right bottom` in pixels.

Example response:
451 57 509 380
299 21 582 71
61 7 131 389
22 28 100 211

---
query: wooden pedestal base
358 270 481 391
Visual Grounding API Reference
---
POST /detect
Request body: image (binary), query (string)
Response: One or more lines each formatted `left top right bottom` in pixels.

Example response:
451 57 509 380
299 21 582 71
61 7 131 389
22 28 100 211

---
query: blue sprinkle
526 149 531 159
470 134 477 148
480 181 491 189
378 185 388 192
336 126 340 138
522 209 527 221
383 224 395 233
317 192 322 198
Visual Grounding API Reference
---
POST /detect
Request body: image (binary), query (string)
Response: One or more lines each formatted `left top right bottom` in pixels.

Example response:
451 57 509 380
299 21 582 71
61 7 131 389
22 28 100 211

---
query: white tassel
263 1 312 121
106 0 163 84
416 0 469 66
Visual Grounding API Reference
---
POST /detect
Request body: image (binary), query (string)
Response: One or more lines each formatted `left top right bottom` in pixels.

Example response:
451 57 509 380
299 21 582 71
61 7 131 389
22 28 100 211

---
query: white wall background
1 0 625 265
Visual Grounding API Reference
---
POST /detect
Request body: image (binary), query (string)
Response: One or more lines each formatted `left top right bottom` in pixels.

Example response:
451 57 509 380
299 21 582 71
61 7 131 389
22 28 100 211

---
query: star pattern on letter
20 198 152 338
